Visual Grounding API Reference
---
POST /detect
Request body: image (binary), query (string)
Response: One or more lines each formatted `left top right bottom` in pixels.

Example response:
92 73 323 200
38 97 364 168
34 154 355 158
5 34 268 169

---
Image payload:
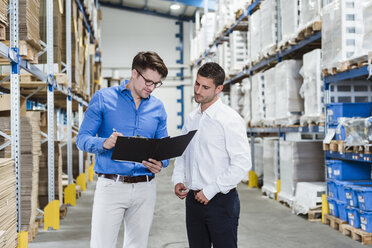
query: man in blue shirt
76 51 169 248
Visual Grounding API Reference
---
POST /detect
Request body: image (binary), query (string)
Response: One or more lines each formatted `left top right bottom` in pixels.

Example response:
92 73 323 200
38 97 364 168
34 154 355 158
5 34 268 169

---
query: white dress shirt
172 99 252 200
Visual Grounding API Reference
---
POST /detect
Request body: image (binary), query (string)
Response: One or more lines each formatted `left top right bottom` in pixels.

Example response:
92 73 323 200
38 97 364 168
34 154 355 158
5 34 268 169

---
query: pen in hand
103 128 122 150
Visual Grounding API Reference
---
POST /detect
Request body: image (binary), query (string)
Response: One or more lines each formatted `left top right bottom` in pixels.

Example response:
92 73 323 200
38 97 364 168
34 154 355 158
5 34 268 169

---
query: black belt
189 188 236 197
98 173 154 183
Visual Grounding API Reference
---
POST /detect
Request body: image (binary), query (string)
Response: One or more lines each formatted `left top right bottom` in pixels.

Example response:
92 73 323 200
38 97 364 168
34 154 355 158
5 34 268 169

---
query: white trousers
90 177 157 248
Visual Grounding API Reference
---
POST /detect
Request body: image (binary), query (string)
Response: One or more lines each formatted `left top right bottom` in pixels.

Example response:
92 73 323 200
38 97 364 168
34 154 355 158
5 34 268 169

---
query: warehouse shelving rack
190 0 324 188
0 0 97 239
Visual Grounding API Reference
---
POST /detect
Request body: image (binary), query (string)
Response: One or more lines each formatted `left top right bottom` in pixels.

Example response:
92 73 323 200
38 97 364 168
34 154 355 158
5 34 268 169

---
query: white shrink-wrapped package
263 67 276 126
293 182 326 215
329 79 372 103
279 0 299 46
249 10 261 64
229 31 248 73
241 78 251 127
200 13 216 47
252 138 264 182
260 0 277 57
219 42 231 73
262 138 279 199
278 140 325 206
230 83 242 114
300 49 324 125
322 0 364 70
298 0 321 31
250 73 265 126
362 1 372 54
275 60 303 126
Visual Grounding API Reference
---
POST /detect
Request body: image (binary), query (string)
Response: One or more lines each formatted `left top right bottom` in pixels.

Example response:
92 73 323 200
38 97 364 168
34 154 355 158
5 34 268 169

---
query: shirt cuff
203 183 220 201
97 137 108 153
172 176 184 186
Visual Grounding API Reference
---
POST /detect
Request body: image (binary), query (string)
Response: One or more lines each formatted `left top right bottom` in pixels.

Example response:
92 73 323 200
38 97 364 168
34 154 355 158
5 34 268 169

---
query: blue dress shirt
76 80 169 176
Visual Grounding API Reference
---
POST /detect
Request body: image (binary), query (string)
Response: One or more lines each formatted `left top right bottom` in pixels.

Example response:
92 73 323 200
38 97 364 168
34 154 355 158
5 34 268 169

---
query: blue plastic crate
344 181 372 207
326 102 372 125
335 199 348 221
346 206 361 228
327 197 339 217
327 160 371 180
327 179 338 199
355 185 372 211
359 210 372 233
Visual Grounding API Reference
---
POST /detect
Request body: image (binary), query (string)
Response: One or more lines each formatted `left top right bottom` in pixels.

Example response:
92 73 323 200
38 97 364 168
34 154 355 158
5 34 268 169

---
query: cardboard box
0 94 27 117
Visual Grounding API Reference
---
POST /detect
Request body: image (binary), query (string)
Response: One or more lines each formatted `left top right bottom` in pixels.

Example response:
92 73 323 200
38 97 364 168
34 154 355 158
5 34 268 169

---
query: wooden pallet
323 54 372 77
297 21 322 41
324 214 348 232
0 22 5 41
342 224 372 245
60 204 68 219
308 207 322 222
235 9 246 21
0 40 40 64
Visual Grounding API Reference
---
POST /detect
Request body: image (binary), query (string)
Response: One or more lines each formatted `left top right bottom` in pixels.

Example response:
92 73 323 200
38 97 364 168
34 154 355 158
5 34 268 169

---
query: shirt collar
199 98 222 118
119 80 150 100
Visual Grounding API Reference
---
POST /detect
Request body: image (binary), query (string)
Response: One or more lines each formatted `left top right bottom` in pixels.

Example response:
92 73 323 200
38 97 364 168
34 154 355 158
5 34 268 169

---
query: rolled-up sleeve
155 104 170 168
76 91 107 154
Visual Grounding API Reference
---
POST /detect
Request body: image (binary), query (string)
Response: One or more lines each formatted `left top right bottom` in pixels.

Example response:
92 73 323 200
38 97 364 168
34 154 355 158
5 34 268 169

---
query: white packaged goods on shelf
322 0 364 70
278 141 325 206
218 42 231 73
274 60 304 126
293 182 326 215
241 78 251 126
260 0 277 57
362 1 372 54
299 49 324 125
253 138 264 181
262 138 279 199
229 31 248 74
230 83 242 114
219 92 230 106
250 73 265 126
298 0 321 31
263 67 276 126
248 10 261 64
279 0 299 46
329 80 372 103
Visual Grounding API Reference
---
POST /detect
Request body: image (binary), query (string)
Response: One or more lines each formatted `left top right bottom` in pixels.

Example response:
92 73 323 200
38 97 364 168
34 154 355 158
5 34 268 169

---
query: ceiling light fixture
170 3 180 10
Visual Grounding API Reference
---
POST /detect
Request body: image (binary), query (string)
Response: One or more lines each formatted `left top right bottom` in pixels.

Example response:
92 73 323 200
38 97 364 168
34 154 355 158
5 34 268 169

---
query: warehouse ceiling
98 0 215 21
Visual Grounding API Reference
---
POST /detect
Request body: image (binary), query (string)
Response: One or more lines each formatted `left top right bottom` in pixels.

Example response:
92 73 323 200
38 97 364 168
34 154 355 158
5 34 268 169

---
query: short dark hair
132 51 168 78
197 62 225 87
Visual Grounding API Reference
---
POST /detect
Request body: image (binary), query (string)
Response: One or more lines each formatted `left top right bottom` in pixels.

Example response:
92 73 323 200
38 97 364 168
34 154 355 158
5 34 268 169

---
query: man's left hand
195 190 209 205
142 159 163 174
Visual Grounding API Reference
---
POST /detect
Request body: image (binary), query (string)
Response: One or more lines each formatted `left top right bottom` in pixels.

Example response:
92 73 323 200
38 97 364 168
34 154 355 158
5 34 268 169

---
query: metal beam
162 0 215 10
99 1 194 21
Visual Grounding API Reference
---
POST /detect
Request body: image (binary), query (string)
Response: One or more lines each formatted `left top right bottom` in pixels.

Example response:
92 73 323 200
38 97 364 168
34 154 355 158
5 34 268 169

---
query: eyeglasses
136 69 163 88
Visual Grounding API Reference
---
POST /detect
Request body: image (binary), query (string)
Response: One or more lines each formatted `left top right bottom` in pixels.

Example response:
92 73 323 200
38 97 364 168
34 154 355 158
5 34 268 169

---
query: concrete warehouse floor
29 161 365 248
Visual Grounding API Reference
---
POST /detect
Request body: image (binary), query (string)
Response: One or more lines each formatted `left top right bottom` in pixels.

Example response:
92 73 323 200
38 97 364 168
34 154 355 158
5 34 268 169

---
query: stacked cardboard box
0 158 17 248
0 0 8 40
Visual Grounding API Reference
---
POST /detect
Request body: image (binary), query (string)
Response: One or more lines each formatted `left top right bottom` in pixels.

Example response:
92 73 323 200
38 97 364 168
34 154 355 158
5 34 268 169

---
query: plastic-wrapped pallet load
260 0 277 58
229 31 248 74
329 80 372 103
362 1 372 53
293 182 326 215
278 141 325 206
241 78 251 127
263 67 276 126
298 0 321 31
230 83 243 114
248 10 261 64
279 0 299 47
322 0 364 71
262 138 279 199
299 49 324 125
217 42 231 73
250 73 265 126
275 60 304 126
253 138 264 184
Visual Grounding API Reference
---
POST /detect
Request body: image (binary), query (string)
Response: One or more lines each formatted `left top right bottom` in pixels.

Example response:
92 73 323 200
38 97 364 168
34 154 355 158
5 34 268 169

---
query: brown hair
132 51 168 78
197 62 225 87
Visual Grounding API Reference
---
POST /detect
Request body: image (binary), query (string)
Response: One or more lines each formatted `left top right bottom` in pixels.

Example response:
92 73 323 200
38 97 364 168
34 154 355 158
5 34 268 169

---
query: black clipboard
111 130 197 163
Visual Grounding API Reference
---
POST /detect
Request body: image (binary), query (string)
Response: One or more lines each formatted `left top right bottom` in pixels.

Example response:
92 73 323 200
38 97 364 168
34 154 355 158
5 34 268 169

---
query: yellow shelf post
88 163 94 182
322 194 329 223
248 170 258 188
276 179 281 201
77 173 87 191
17 231 28 248
44 200 60 230
64 183 76 206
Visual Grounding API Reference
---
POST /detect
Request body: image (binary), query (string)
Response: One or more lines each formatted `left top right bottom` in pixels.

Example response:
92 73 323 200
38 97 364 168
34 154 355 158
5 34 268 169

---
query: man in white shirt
172 62 252 248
